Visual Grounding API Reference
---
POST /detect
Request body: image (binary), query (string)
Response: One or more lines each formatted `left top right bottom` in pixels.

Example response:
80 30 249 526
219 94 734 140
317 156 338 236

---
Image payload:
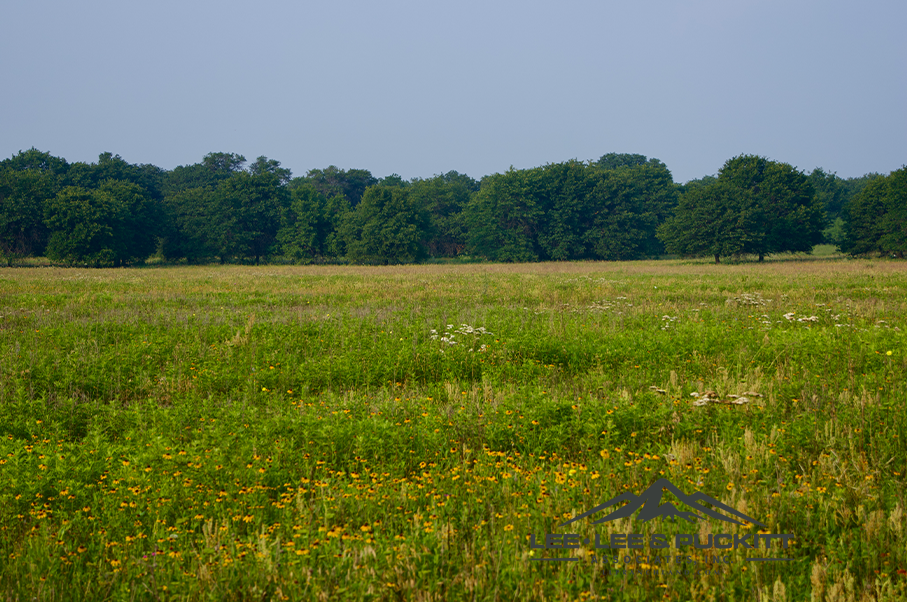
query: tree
842 172 884 201
877 167 907 257
296 166 377 207
66 152 164 201
717 155 824 260
657 181 762 263
680 175 718 192
163 153 246 197
340 185 430 264
160 187 219 262
276 184 349 262
465 168 542 262
99 180 160 264
809 168 848 221
465 160 678 262
585 161 678 260
0 171 54 264
44 187 117 266
535 161 598 260
597 153 652 170
842 167 907 257
322 194 352 258
208 172 289 264
44 180 158 267
409 171 477 257
203 152 247 174
249 156 292 184
0 148 69 176
378 173 409 188
0 149 69 264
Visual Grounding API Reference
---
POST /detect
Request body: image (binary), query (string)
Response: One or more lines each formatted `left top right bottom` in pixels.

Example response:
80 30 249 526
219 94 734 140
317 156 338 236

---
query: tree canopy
659 155 824 262
340 185 431 264
465 159 677 262
841 167 907 257
0 147 898 267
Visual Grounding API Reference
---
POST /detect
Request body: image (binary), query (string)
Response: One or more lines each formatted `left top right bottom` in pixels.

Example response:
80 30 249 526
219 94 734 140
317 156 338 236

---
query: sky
2 0 905 184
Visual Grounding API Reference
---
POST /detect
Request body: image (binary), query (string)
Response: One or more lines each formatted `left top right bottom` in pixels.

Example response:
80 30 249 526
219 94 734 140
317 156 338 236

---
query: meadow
0 258 905 601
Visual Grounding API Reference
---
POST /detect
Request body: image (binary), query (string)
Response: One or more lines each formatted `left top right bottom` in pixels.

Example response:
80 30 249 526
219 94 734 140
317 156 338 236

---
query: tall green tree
586 161 678 260
203 152 247 174
466 160 677 262
535 161 598 260
208 172 289 264
162 152 246 196
340 185 430 264
296 166 377 207
0 149 70 264
0 171 55 264
809 168 848 221
657 181 762 263
160 187 219 262
276 184 350 262
409 171 477 258
44 180 157 266
465 168 542 262
101 179 160 264
1 148 70 176
718 155 824 260
378 173 409 188
842 167 907 257
44 187 117 266
249 156 292 184
66 152 164 201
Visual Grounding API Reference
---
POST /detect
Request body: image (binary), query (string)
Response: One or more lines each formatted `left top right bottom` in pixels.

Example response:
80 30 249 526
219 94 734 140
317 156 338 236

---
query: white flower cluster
726 292 772 307
781 312 819 323
430 323 494 350
660 315 678 330
586 297 633 313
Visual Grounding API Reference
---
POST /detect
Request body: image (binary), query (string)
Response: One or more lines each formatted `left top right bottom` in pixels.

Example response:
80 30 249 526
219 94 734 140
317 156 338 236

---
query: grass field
1 257 905 601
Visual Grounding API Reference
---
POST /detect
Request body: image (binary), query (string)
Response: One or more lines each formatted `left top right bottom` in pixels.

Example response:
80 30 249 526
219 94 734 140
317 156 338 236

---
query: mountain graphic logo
558 478 766 528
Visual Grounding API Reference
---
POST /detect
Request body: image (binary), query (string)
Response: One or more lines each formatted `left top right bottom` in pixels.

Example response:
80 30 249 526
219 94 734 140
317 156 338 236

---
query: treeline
0 149 902 266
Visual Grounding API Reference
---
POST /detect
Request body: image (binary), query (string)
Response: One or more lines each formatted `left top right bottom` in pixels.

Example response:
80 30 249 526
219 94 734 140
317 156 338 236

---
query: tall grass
0 258 905 600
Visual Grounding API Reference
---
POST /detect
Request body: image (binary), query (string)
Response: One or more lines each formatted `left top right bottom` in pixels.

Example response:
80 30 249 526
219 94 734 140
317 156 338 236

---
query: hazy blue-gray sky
2 0 904 183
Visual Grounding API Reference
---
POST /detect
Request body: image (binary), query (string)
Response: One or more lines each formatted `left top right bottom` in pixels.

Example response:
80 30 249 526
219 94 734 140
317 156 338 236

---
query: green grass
1 260 906 601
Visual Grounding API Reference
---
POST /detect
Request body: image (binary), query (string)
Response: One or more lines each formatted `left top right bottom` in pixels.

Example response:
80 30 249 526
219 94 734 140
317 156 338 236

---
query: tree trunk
758 253 764 262
714 254 720 264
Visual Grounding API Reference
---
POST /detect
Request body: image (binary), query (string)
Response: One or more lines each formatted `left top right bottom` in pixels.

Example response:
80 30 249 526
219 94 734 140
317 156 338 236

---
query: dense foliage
0 148 902 266
840 167 907 257
658 155 827 263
